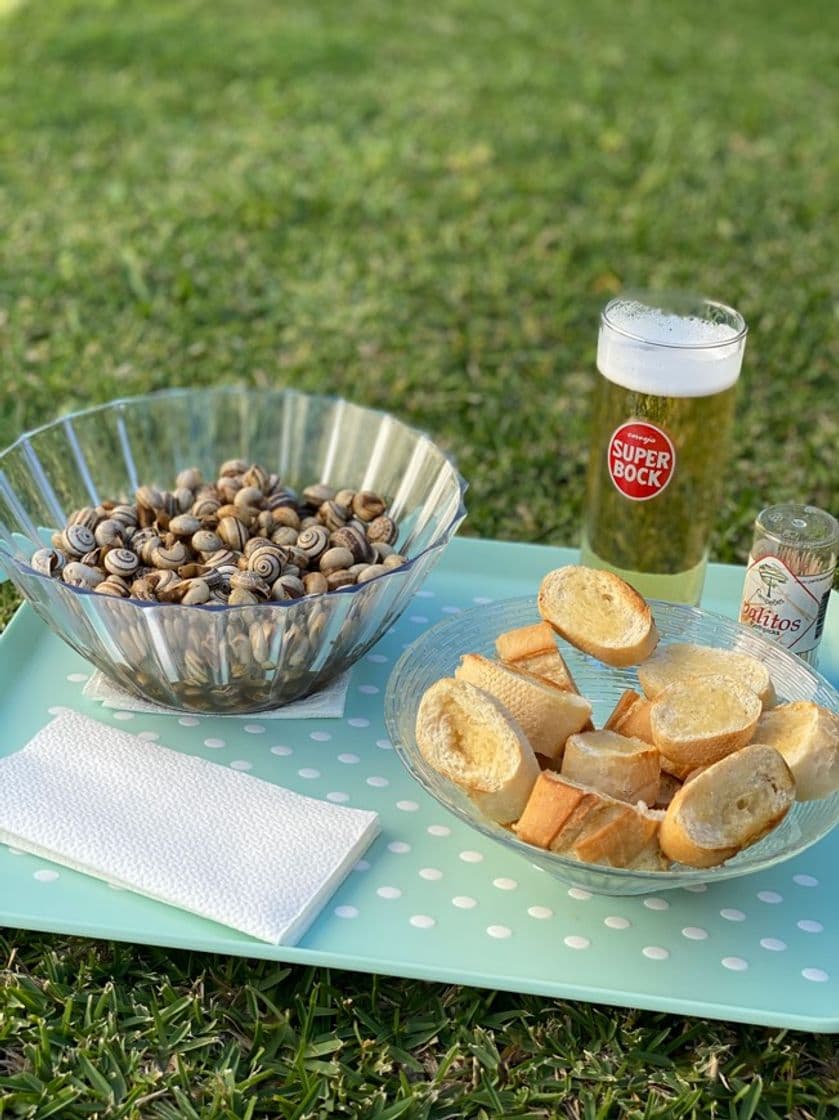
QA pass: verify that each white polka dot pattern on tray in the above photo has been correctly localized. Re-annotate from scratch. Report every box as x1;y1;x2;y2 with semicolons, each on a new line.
642;946;669;960
34;869;60;882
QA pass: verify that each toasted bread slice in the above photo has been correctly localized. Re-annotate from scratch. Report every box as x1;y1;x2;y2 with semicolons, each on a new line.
752;701;839;801
660;744;794;867
603;688;654;743
561;729;660;806
515;770;665;868
415;677;540;824
496;621;595;730
454;653;592;761
650;673;761;769
538;566;659;667
638;642;775;708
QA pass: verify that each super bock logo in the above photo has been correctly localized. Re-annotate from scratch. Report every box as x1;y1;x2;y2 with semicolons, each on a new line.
607;421;676;501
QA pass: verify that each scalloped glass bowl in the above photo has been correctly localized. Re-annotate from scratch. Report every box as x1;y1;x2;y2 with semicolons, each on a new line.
385;597;839;895
0;388;466;712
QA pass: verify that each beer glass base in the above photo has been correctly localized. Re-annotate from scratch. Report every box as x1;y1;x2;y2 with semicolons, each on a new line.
579;535;708;606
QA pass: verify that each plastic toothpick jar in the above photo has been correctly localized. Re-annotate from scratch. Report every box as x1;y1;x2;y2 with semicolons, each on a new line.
739;503;838;667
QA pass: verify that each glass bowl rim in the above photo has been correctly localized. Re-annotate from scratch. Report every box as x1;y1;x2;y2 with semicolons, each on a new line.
385;595;839;885
0;386;469;612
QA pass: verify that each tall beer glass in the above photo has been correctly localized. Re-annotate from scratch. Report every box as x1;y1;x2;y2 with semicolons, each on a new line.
581;292;747;605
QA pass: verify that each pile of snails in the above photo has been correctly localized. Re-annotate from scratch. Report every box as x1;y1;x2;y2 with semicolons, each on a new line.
29;460;408;606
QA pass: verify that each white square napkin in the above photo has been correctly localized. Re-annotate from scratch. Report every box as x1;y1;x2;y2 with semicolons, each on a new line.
82;670;351;719
0;710;379;944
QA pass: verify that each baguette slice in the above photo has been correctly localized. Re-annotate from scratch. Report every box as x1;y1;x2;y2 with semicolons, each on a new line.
660;744;795;867
752;701;839;801
454;653;592;761
603;688;654;743
650;673;761;769
638;642;776;708
415;677;540;824
561;729;660;806
515;770;664;868
496;621;595;731
538;566;659;667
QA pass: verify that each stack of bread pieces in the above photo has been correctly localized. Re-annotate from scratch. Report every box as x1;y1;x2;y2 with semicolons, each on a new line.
416;565;839;871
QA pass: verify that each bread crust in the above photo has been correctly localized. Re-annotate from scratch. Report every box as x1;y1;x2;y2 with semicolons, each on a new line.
752;701;839;800
604;689;654;743
650;673;761;769
538;566;659;667
561;729;660;806
659;744;794;867
638;642;776;708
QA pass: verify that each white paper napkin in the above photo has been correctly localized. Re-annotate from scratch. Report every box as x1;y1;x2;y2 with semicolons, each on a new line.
82;669;351;719
0;710;379;944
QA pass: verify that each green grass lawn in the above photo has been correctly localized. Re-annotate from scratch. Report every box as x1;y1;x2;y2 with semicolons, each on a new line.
1;0;838;1115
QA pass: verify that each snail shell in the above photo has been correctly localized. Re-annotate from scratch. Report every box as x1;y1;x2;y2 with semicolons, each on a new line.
152;541;190;570
302;571;328;596
242;463;270;493
30;547;65;577
296;524;329;563
192;497;221;521
62;561;104;588
177;578;212;605
133;530;162;566
334;488;356;509
94;518;127;549
382;552;407;570
266;489;298;511
270;526;299;548
80;547;103;568
366;515;398;546
248;546;284;584
204;548;238;569
326;568;356;591
352;490;386;522
330;524;372;564
216;477;242;503
67;506;100;530
173;487;195;513
356;563;388;584
176;467;203;491
319;546;354;575
274;574;305;599
192;529;222;554
103;548;140;578
372;541;394;559
228;587;259;606
110;504;138;528
234;485;264;510
61;523;96;557
130;575;158;601
217;515;249;550
94;577;130;598
270;505;300;530
243;536;274;557
168;514;202;538
318;499;350;532
135;484;164;510
219;458;248;478
229;571;271;599
302;483;336;508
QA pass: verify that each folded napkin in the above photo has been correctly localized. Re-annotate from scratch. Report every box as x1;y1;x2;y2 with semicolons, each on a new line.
0;711;379;944
82;669;351;719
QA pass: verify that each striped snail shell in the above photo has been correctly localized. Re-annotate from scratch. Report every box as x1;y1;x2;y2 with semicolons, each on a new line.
319;546;354;575
330;524;372;564
80;547;103;568
180;578;211;605
216;476;242;503
356;563;388;584
228;587;258;606
366;515;398;546
175;467;203;491
234;485;264;510
296;524;329;563
135;485;164;510
326;568;356;590
94;576;130;598
67;506;100;530
130;575;157;601
217;515;249;551
318;499;350;532
61;523;96;557
247;546;284;584
271;574;305;600
94;518;127;549
242;463;270;493
302;483;336;508
110;504;138;528
192;496;221;520
30;547;66;577
173;486;195;513
352;490;386;522
104;548;140;578
147;569;179;595
269;505;300;530
151;541;189;570
229;571;271;599
334;488;356;509
282;545;310;571
302;571;328;596
204;548;238;569
62;561;104;589
266;489;298;511
243;535;274;557
136;531;162;566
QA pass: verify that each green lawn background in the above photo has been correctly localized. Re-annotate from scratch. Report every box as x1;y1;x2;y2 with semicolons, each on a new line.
1;1;837;1116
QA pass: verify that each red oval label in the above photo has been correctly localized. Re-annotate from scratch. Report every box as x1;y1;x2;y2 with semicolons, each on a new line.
607;421;676;501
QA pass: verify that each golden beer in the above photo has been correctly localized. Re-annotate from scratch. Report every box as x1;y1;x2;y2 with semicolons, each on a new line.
581;293;747;605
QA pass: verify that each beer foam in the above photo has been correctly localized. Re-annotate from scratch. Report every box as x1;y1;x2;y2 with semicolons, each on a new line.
598;299;746;397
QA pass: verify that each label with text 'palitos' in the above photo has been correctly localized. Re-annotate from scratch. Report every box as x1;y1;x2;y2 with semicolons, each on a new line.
607;421;675;501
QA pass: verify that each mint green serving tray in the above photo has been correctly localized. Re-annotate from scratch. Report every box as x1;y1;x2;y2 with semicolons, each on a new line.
1;539;837;1032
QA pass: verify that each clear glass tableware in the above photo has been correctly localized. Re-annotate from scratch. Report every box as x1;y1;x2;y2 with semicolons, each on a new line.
385;598;839;895
0;387;467;712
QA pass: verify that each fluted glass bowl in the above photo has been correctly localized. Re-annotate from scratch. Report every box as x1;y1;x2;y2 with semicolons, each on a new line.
384;598;839;895
0;388;467;712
